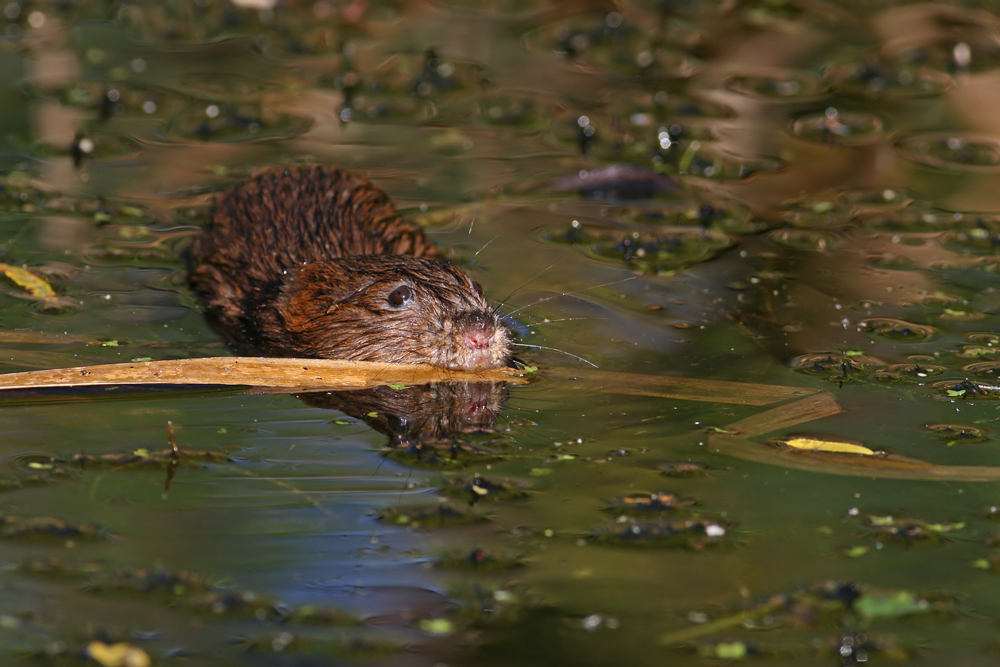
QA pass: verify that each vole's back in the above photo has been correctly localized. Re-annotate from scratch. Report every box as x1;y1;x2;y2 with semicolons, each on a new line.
190;165;440;326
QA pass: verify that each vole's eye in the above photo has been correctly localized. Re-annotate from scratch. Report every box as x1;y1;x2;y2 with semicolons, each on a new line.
387;285;414;307
472;281;484;297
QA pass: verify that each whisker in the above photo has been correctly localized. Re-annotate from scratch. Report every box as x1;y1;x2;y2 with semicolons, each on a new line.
511;342;598;368
472;233;501;260
493;260;565;314
504;275;637;318
520;316;603;326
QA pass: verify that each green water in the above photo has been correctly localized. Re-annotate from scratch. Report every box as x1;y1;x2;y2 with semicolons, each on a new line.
3;1;1000;665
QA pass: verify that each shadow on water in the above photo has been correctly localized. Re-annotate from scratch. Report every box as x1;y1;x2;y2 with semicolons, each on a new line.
8;0;1000;665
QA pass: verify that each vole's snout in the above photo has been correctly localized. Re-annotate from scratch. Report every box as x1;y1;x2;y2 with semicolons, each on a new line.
460;311;500;351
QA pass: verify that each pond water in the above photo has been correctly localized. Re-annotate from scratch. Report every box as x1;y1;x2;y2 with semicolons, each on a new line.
5;0;1000;665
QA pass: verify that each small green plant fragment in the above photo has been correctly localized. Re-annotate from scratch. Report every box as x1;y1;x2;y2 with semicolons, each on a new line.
853;591;935;620
419;618;454;635
387;382;408;390
700;640;750;659
855;514;963;545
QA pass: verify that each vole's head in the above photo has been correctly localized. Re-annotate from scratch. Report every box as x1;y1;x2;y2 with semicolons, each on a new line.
281;255;511;371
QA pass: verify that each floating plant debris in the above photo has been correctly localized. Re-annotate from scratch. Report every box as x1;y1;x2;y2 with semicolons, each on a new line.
18;557;359;624
854;513;964;546
542;220;732;274
0;513;104;540
923;423;988;444
0;263;58;303
934;379;993;399
381;441;506;470
727;69;828;101
548;164;679;199
660;579;951;647
768;228;836;252
157;103;312;143
433;548;525;571
860;318;936;342
788;108;885;145
658;461;711;478
592;518;734;549
30;133;143;165
897;132;1000;171
439;476;529;504
773;436;877;456
826;60;954;99
603;491;698;514
377;504;488;528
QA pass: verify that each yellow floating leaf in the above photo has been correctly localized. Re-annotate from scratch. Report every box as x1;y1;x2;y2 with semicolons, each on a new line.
85;641;151;667
0;263;56;302
782;437;875;456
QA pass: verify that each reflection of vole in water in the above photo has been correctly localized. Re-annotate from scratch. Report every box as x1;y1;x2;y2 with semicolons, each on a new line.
299;382;507;447
189;165;512;371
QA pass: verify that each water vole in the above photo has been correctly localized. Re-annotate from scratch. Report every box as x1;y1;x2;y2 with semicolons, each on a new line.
189;166;511;371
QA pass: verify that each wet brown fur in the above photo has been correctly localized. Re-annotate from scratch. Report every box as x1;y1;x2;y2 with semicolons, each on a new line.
189;166;510;370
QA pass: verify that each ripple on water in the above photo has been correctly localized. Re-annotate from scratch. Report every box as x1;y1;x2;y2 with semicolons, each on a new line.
897;132;1000;171
887;363;947;379
547;103;719;165
334;52;489;124
859;318;936;342
679;144;784;181
923;423;989;444
22;80;183;120
533;13;699;79
616;201;757;235
768;229;837;252
606;90;735;125
789;352;885;383
825;60;954;99
862;207;963;234
540;220;732;274
788;108;885;145
962;361;1000;381
941;215;1000;254
726;68;829;102
155;102;312;143
30;133;143;165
